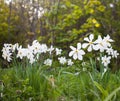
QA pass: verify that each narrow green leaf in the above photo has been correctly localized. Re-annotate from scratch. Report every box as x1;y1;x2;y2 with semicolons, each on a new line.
104;86;120;101
94;81;108;97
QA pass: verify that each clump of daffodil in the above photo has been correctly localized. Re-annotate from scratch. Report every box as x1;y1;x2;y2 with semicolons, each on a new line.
1;33;119;68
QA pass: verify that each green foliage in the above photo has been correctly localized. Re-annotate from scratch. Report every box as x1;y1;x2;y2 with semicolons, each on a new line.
104;86;120;101
43;0;105;48
0;1;9;36
93;81;108;100
0;59;120;100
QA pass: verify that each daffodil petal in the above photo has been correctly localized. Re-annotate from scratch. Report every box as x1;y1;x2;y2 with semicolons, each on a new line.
82;43;88;48
77;43;81;50
84;37;89;42
89;34;94;41
78;54;83;60
88;45;92;52
70;46;76;51
79;50;85;55
69;51;75;57
73;53;77;60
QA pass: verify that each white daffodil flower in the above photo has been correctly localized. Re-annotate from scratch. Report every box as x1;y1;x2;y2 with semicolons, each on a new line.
17;47;27;59
48;45;54;55
58;57;67;65
32;40;48;54
111;50;119;58
69;43;85;60
106;47;119;58
26;49;34;60
101;55;111;67
103;35;114;47
106;47;113;55
2;45;12;62
12;43;19;52
40;44;48;53
2;50;12;62
82;34;98;52
2;47;10;53
56;48;62;55
44;59;52;66
32;40;41;54
94;35;107;52
67;59;74;66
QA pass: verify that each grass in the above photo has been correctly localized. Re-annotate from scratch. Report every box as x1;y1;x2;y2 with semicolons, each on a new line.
0;62;120;101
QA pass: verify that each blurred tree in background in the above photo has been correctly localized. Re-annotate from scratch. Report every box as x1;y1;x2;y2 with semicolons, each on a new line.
0;0;120;69
44;0;105;48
